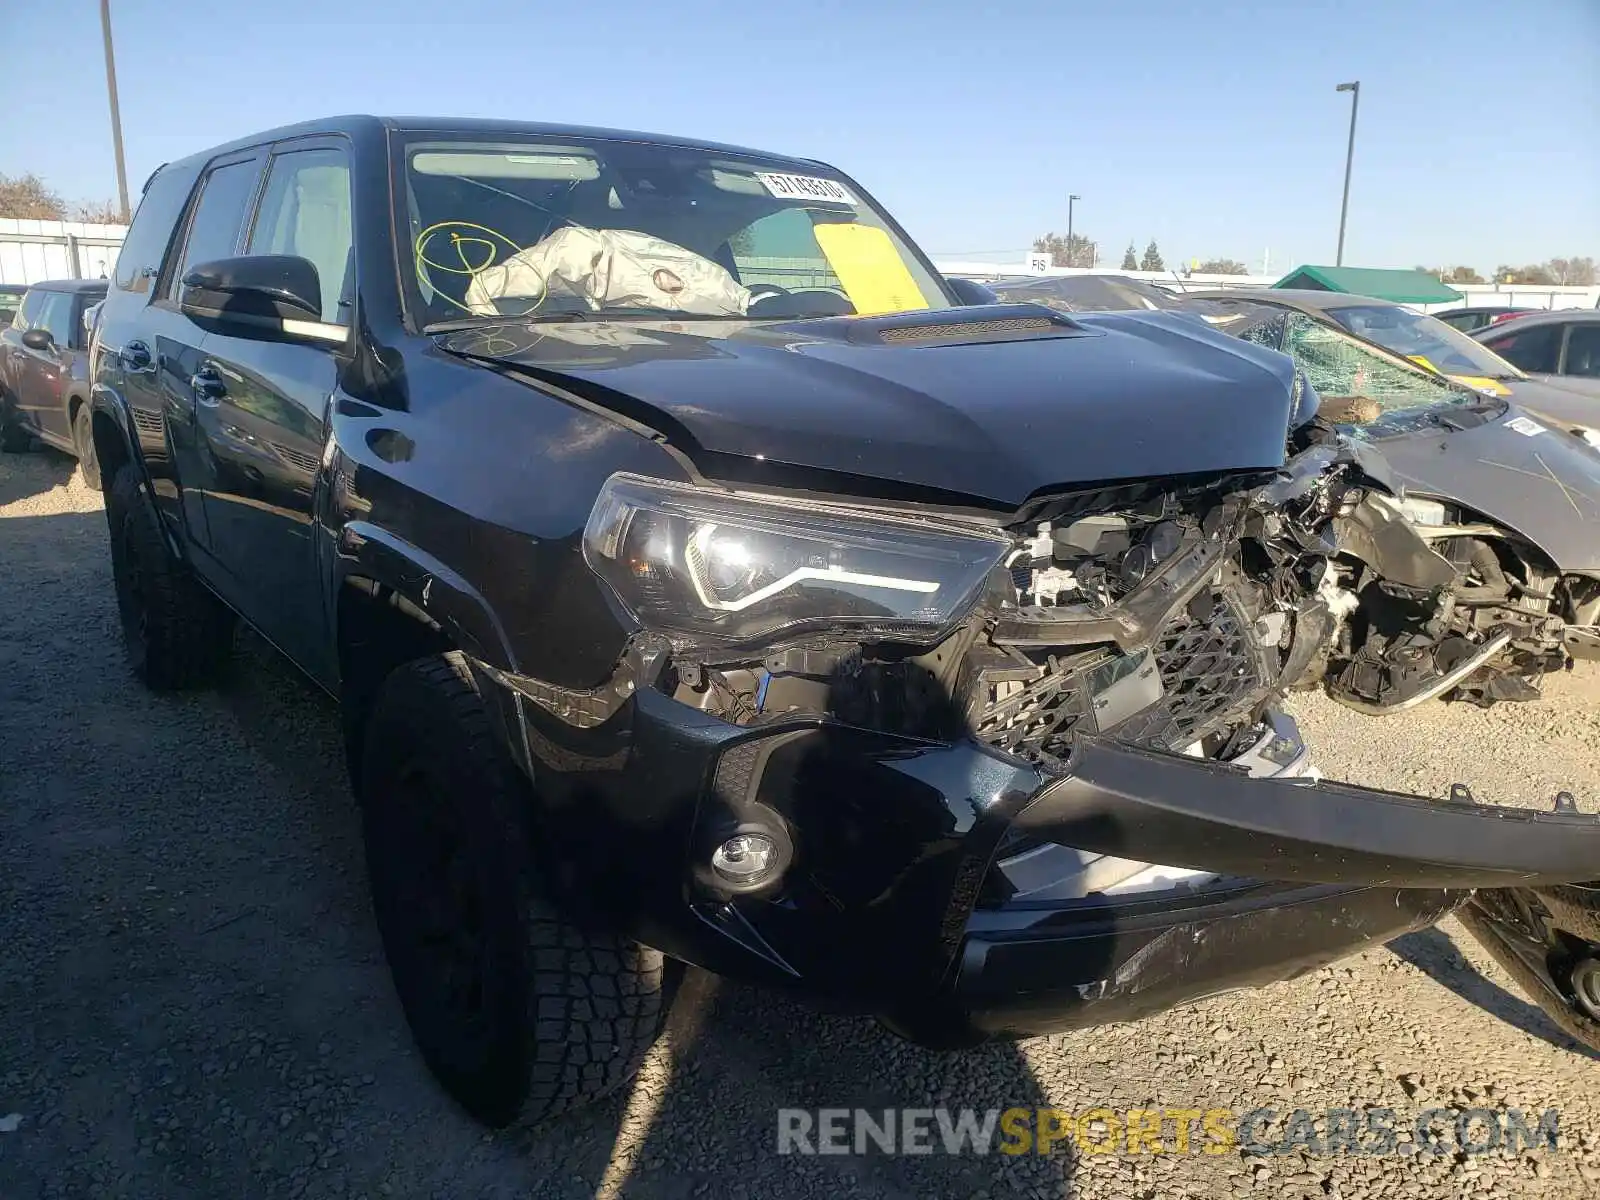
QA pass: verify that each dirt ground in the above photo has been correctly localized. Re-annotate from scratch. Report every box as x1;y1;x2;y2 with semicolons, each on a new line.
3;448;1599;1200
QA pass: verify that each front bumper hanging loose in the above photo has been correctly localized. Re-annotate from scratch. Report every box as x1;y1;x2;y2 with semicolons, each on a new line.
502;679;1600;1048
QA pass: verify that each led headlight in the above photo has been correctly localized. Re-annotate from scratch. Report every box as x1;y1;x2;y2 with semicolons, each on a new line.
582;474;1009;647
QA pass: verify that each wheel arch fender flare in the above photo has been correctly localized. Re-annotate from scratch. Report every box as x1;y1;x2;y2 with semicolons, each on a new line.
88;382;142;473
333;521;520;675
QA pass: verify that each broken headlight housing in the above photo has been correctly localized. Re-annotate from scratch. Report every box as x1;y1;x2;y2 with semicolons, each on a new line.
582;473;1009;648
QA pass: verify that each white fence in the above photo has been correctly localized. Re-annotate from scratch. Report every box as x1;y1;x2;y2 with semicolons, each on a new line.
0;218;126;286
935;262;1600;314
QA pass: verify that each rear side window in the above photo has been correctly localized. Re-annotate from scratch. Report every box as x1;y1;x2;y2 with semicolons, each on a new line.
114;166;198;294
171;159;263;302
1483;323;1561;373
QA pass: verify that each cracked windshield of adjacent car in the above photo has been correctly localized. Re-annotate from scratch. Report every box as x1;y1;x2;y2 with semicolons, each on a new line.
1327;302;1524;380
401;137;948;326
1241;313;1485;434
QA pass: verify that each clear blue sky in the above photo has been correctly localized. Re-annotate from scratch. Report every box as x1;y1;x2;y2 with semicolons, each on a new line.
2;0;1595;273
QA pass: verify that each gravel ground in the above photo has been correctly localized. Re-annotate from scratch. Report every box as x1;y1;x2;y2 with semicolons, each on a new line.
3;447;1599;1200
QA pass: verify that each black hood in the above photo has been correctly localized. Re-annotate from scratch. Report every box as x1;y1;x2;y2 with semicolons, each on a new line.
435;304;1299;507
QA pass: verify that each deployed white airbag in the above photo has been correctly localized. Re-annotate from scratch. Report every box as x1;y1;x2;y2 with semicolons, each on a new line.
463;227;751;318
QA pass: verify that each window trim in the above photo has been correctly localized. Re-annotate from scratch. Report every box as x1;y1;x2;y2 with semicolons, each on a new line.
155;147;269;311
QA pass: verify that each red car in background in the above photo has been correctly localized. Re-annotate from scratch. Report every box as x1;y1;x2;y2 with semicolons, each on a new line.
1433;305;1535;333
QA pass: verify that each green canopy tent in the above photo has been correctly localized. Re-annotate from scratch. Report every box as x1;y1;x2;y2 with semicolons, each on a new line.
1271;265;1462;305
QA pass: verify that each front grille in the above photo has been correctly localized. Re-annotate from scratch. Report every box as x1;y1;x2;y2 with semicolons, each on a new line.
973;591;1261;768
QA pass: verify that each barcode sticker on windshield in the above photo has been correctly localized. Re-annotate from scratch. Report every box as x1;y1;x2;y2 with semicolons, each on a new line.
1505;416;1546;436
755;173;856;206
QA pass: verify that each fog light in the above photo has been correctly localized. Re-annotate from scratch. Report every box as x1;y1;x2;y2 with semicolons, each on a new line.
711;833;779;884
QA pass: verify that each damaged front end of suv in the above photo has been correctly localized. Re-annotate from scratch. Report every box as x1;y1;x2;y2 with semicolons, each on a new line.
446;311;1600;1050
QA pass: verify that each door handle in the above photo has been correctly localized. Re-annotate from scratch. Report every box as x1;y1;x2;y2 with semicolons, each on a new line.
121;341;154;373
191;365;227;407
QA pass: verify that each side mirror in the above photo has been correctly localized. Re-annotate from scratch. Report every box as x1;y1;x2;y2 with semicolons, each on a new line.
945;276;1000;307
180;255;342;343
21;328;54;351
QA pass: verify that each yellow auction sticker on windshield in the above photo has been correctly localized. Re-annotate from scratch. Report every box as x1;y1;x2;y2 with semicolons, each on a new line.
813;222;932;317
1452;375;1511;396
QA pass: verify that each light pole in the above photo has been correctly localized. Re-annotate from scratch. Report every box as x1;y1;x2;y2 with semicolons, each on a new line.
1335;81;1360;266
1067;194;1080;267
100;0;131;223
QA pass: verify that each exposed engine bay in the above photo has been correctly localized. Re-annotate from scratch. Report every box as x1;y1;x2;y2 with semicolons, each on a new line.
1309;491;1600;713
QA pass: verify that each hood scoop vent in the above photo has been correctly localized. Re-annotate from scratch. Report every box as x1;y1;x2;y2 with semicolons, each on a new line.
879;316;1057;344
794;302;1092;348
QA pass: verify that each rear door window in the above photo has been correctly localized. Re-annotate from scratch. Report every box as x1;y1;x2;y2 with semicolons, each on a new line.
1482;323;1561;373
115;165;199;294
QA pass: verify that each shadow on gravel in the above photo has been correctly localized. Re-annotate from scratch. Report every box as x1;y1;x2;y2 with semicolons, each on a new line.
0;446;77;505
562;972;1079;1199
1388;927;1600;1061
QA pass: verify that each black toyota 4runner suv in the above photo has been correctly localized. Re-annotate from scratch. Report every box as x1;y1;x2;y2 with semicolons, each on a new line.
88;116;1600;1128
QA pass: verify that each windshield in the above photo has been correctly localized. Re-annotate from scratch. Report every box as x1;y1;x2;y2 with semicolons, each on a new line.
1326;303;1524;380
1235;312;1495;438
398;134;950;328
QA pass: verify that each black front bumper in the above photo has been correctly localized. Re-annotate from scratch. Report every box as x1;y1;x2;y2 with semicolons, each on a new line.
504;684;1600;1048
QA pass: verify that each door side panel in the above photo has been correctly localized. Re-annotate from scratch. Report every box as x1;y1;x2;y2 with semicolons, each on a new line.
194;338;336;679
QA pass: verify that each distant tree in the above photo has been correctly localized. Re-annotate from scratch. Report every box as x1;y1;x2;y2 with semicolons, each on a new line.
1545;257;1597;286
1140;240;1165;272
71;199;125;225
0;172;66;220
1415;265;1445;279
1196;258;1248;275
1032;231;1097;268
1509;263;1557;285
1120;241;1139;271
1446;265;1485;284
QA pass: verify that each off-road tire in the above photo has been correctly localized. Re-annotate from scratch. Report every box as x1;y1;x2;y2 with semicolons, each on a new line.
359;652;666;1127
73;405;100;490
105;463;235;689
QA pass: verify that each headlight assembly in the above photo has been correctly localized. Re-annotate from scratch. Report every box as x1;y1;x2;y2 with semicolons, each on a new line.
582;474;1009;647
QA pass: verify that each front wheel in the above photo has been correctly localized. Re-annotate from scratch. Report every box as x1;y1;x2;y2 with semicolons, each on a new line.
360;653;667;1127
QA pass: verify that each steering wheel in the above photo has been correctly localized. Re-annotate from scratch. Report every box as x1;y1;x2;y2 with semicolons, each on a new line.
746;283;792;302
